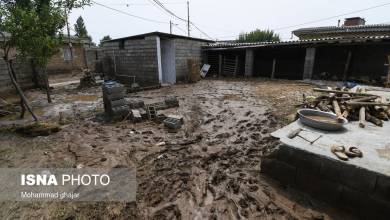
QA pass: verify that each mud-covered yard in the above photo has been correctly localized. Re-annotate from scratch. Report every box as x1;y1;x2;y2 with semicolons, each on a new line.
0;79;354;219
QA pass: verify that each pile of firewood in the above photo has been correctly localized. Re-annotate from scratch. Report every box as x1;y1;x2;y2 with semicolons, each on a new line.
300;87;390;127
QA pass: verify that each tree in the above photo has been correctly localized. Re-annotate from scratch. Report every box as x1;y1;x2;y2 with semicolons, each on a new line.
237;29;280;43
99;35;111;47
74;16;88;38
0;0;90;120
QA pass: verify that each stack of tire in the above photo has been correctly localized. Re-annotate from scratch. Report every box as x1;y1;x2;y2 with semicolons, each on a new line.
102;81;128;118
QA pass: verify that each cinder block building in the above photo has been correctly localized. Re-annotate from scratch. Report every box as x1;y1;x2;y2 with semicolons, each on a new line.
101;32;213;86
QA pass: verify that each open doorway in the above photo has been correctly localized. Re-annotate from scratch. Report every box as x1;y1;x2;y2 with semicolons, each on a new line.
160;39;176;84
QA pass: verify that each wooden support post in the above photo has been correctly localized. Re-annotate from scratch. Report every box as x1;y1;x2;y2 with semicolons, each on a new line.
386;55;390;87
271;58;276;79
367;112;383;127
218;54;222;77
234;55;239;77
343;50;352;81
303;47;316;80
244;49;254;77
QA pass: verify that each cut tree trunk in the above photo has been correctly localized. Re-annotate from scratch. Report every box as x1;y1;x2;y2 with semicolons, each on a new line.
359;107;366;128
366;112;383;127
332;100;342;118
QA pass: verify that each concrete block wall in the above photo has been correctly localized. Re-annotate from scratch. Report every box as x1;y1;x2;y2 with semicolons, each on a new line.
46;45;87;75
174;39;205;82
85;48;103;72
261;145;390;220
102;37;159;86
0;59;35;93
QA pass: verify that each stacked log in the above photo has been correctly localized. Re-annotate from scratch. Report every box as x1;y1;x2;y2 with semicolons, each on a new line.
299;88;390;127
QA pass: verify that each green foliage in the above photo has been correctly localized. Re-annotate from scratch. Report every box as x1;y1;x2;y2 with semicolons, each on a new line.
0;0;91;67
99;35;111;46
237;29;280;43
74;16;88;38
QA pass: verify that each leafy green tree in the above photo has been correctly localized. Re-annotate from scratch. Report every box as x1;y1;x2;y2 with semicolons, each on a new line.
237;29;280;43
74;16;88;38
0;0;90;119
99;35;111;46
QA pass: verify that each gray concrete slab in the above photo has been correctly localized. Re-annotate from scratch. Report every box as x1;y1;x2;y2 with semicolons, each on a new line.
271;120;390;176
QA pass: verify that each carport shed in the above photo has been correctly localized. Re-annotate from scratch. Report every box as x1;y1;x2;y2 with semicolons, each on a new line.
203;36;390;84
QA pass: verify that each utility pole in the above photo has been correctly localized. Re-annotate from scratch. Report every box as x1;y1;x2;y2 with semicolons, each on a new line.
170;20;173;34
187;1;190;37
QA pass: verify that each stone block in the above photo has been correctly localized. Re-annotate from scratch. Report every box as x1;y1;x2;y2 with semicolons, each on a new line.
288;148;322;174
163;117;182;129
338;165;377;193
295;169;342;204
319;157;343;182
261;158;296;185
164;96;179;108
128;100;145;109
340;187;390;220
374;174;390;202
267;145;293;161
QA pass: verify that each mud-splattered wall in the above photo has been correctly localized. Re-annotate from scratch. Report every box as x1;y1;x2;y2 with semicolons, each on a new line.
0;59;35;93
174;39;205;82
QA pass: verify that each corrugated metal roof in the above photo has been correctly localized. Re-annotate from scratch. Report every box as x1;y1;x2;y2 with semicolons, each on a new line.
293;24;390;36
203;35;390;50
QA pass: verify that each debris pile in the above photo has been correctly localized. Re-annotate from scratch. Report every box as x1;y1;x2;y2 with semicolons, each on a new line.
300;87;390;127
78;69;97;88
16;122;60;137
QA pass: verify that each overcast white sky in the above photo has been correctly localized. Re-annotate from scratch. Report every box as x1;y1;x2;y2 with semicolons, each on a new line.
68;0;390;43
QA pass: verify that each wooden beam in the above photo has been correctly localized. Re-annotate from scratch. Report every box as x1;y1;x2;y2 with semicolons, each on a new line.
313;88;377;97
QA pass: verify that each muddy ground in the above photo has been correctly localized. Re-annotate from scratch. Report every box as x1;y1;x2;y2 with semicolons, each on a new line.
0;79;354;219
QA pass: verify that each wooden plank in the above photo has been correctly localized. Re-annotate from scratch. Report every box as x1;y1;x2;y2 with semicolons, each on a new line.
313;88;377;97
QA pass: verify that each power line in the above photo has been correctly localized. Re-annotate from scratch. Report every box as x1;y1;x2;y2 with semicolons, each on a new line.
148;0;214;39
175;25;187;34
274;2;390;30
92;0;168;24
151;0;187;22
108;2;186;6
216;2;390;40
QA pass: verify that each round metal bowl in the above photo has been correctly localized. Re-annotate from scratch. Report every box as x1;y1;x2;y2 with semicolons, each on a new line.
298;109;348;131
